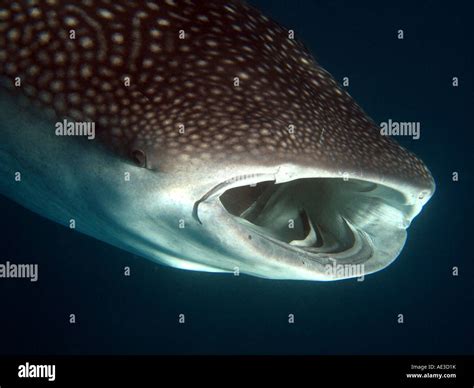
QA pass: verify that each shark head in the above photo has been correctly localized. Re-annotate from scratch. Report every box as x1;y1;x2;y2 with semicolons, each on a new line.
0;0;435;280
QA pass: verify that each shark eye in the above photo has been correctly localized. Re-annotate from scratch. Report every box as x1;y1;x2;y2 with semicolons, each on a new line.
131;149;147;167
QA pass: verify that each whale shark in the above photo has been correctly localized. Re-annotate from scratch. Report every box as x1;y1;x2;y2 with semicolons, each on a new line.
0;0;435;280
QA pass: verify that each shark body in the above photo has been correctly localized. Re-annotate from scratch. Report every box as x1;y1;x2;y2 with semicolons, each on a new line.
0;0;435;280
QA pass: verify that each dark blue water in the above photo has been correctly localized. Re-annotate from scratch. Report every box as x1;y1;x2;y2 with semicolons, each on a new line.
1;0;473;355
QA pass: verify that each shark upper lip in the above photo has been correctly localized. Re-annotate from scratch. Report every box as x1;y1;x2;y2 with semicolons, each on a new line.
192;173;277;225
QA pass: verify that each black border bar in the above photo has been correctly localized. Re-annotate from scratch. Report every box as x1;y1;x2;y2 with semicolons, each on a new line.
0;355;472;386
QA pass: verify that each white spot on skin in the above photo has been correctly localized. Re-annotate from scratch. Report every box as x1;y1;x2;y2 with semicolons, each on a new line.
80;65;93;78
50;80;63;92
84;104;96;116
54;52;67;64
112;33;124;44
142;58;153;68
146;1;160;11
97;8;114;19
29;8;42;18
224;5;237;14
150;43;161;53
206;39;218;47
157;18;170;26
0;9;11;20
150;28;162;38
38;31;51;44
68;93;81;104
64;16;79;27
38;91;52;104
238;72;250;80
27;65;40;76
80;36;94;49
110;55;123;66
7;29;20;42
300;57;310;65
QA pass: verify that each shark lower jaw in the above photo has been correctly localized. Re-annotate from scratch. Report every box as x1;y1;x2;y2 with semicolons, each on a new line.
195;173;434;281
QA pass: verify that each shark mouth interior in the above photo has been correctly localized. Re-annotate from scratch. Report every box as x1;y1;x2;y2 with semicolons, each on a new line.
219;177;416;277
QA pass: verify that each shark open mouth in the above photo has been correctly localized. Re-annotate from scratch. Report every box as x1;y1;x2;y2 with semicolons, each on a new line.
217;177;419;278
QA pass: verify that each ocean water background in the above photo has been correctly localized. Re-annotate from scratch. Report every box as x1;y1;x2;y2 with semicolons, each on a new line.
0;0;472;354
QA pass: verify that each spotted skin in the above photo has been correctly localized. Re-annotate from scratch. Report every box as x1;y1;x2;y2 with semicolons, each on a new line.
0;0;433;190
